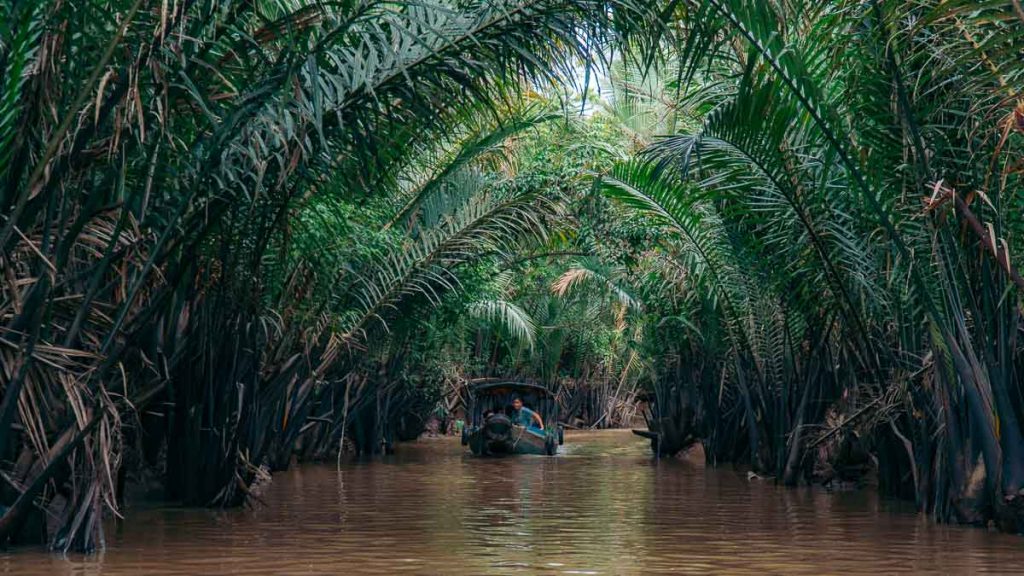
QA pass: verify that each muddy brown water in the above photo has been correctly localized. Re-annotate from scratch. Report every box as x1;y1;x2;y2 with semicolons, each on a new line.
3;430;1024;574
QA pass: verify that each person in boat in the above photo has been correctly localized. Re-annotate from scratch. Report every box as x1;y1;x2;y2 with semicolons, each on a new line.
511;397;544;431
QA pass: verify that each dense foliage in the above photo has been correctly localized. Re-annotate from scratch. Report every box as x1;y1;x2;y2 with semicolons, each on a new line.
0;0;663;550
2;0;1024;552
599;0;1024;532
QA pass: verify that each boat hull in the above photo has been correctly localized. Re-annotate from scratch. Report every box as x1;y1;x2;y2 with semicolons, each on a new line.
466;422;556;456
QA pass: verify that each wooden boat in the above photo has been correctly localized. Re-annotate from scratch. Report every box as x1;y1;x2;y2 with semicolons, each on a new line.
461;381;563;456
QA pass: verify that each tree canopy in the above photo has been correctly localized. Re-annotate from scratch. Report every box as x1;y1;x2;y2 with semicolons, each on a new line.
2;0;1024;550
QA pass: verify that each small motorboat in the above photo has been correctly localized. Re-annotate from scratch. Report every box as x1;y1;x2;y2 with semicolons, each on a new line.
461;380;563;456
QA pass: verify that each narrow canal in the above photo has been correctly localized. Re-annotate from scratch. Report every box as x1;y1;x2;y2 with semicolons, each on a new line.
4;430;1024;574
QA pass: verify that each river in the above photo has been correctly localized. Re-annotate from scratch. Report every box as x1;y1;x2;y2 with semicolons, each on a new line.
3;430;1023;574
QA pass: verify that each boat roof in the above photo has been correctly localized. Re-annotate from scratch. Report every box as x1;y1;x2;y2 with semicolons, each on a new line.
469;380;555;398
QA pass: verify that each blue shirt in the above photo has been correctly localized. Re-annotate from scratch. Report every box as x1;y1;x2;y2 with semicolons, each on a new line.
513;406;539;428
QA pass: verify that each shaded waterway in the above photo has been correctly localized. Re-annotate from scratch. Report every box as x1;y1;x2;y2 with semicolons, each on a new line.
4;430;1024;574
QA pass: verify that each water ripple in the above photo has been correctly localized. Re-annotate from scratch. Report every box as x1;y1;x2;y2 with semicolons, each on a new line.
3;430;1023;575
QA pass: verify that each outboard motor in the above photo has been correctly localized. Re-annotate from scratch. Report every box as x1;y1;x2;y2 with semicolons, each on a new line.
483;413;514;454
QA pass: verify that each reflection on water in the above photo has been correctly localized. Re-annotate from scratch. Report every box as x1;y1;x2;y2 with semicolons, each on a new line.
3;430;1023;574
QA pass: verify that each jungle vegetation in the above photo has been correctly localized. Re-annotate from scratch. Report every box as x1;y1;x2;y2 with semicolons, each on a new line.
1;0;1023;551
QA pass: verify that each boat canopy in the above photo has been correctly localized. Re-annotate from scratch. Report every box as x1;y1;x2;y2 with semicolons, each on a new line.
467;380;557;425
469;380;555;398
